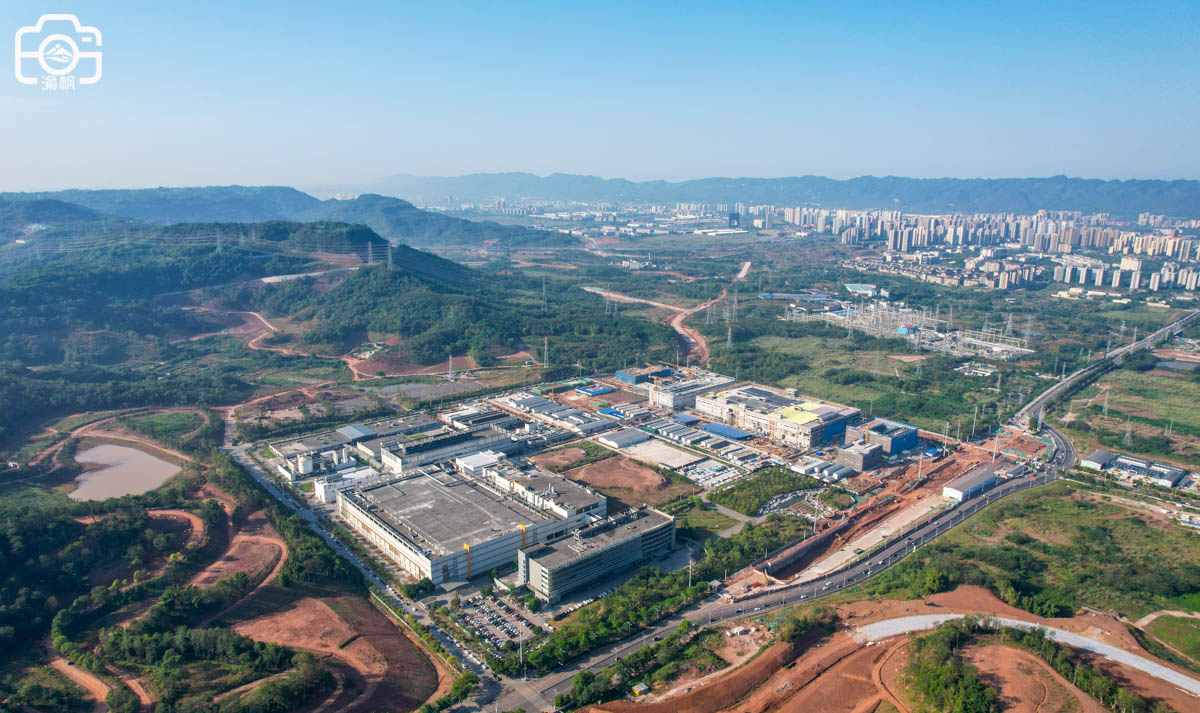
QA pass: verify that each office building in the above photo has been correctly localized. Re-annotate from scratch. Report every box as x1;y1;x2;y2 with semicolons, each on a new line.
518;507;675;603
694;383;860;449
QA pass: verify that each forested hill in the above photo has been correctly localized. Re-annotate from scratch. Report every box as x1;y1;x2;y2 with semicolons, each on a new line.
1;186;320;223
0;186;570;247
0;196;133;238
294;193;558;247
0;217;671;444
361;172;1200;217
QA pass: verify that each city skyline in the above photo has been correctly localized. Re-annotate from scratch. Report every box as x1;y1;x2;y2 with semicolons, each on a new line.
2;0;1199;191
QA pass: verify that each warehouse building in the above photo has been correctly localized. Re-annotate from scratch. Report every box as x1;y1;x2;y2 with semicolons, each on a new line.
693;383;859;449
942;464;1000;502
440;405;523;432
598;428;651;450
518;507;675;603
1087;451;1189;488
271;414;441;478
1081;450;1118;471
338;459;606;587
845;418;919;455
496;393;611;435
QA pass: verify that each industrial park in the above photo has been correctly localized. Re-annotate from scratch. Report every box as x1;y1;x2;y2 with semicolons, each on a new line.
253;364;1077;617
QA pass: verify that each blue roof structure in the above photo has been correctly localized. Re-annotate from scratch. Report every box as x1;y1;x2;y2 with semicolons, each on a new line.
598;407;626;418
700;423;753;440
672;413;701;425
577;385;614;396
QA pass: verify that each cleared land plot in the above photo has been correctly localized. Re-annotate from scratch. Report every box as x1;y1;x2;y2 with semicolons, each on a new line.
234;595;439;713
190;510;285;588
565;456;696;508
567;457;669;493
622;439;705;469
528;447;588;469
190;539;282;588
963;643;1099;713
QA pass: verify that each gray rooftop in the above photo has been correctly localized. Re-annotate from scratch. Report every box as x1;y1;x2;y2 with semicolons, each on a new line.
1082;450;1117;466
946;464;1002;492
521;508;673;570
271;430;350;457
338;424;379;441
357;471;545;557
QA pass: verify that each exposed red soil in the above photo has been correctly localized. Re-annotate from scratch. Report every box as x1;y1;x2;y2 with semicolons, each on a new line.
589;637;807;713
234;596;439;713
529;447;588;469
615;583;1193;713
770;641;887;713
44;636;110;713
567;457;669;493
963;643;1101;713
645;626;772;701
189;537;282;588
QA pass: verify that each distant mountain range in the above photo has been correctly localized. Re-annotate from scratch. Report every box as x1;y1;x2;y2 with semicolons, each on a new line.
0;196;136;238
0;186;564;247
343;172;1200;218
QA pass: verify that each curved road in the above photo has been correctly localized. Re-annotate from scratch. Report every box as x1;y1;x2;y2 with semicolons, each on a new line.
532;470;1060;701
857;614;1200;697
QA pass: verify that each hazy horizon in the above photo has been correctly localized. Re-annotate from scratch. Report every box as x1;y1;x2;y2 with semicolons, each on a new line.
8;170;1200;199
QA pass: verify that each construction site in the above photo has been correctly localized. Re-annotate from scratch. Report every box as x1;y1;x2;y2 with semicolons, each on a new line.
785;300;1035;360
725;439;1031;593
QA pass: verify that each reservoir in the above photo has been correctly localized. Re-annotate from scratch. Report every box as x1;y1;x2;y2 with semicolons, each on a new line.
70;444;182;501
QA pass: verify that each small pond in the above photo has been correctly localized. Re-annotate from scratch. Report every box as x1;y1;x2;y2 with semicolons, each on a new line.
69;444;181;501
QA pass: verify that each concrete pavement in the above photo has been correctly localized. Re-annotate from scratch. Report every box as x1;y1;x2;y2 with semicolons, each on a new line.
856;613;1200;696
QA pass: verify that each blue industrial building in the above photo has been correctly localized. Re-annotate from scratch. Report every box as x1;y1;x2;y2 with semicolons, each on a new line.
615;367;673;385
700;423;753;440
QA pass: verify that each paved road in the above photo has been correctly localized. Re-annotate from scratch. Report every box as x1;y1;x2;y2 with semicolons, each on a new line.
223;444;488;678
857;614;1200;697
1015;308;1200;428
528;470;1060;702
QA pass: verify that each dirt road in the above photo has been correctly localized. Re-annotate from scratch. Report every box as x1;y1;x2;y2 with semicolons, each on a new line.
46;642;110;713
581;260;750;364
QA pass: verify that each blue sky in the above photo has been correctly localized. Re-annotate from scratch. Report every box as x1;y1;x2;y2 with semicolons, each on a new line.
2;1;1198;190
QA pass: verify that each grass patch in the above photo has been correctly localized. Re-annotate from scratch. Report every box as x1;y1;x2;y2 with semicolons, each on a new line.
669;502;738;541
121;410;203;442
871;481;1200;619
1146;615;1200;662
709;467;821;516
818;487;855;510
0;649;89;712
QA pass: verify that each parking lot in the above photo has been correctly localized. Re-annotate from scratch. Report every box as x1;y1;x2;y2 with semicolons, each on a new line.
453;593;548;658
681;458;745;489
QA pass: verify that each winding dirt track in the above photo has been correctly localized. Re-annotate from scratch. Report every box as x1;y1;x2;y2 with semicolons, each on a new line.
870;640;910;713
29;408;201;470
587;260;750;364
45;642;110;713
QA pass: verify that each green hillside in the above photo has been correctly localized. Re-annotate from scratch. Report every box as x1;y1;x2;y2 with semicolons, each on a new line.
297;193;562;246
